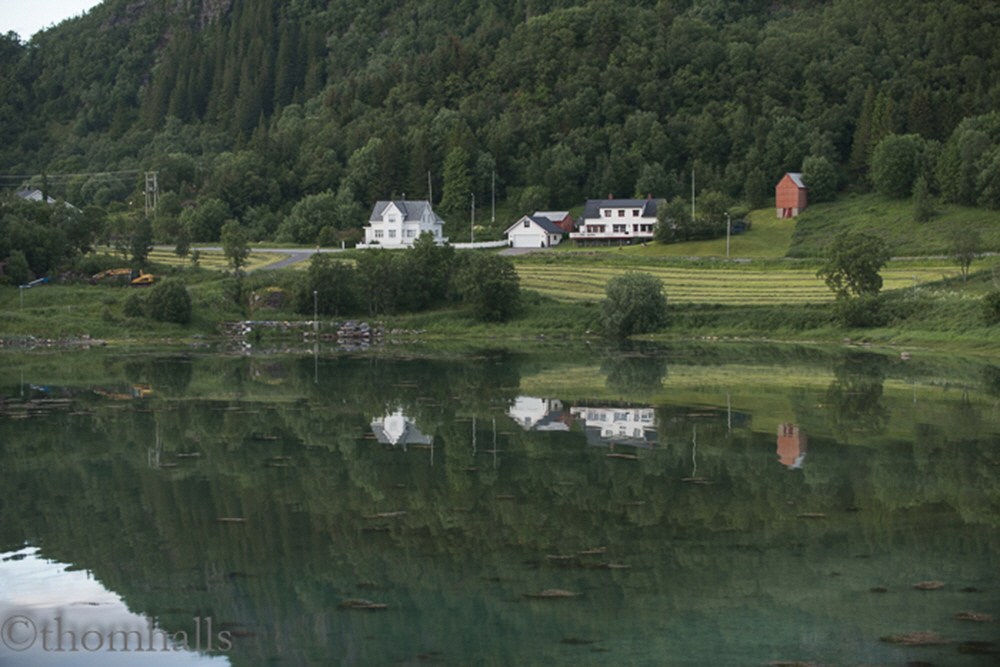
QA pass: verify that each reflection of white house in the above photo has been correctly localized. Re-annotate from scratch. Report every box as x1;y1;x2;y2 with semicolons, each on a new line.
504;215;566;249
570;405;658;448
570;197;662;246
507;396;569;431
359;200;448;249
370;410;433;447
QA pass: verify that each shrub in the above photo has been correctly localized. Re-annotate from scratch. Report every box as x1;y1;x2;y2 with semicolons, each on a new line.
600;271;668;337
833;294;888;328
456;253;521;323
147;278;192;324
982;291;1000;325
122;291;147;318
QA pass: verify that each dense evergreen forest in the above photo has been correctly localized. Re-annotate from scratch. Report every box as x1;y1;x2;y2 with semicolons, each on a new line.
1;0;1000;267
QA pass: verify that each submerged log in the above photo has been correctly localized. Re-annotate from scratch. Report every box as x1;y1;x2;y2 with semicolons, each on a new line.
524;589;580;599
338;599;387;611
879;631;950;645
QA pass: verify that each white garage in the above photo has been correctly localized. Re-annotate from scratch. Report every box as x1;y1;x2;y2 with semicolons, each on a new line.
504;215;565;249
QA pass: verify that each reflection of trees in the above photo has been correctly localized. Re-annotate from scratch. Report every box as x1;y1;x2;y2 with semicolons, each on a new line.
122;356;194;397
601;342;668;400
824;352;889;438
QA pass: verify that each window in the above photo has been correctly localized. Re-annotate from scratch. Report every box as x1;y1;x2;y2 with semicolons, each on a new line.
618;209;625;217
406;229;415;237
524;220;530;227
613;224;627;233
602;210;611;217
614;412;629;421
388;230;396;238
374;230;383;238
586;225;606;234
632;209;640;217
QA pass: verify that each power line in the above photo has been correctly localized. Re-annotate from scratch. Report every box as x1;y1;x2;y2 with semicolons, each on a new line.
0;169;143;184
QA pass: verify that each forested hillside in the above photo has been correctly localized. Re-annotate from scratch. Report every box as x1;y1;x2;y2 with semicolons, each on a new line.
1;0;999;267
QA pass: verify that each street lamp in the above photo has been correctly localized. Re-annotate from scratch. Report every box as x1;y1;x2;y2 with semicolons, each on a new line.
313;290;318;332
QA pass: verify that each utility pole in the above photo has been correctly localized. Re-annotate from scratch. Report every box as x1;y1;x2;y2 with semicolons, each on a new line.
144;171;159;216
471;193;475;244
427;170;433;204
725;212;731;258
691;168;695;222
491;170;496;224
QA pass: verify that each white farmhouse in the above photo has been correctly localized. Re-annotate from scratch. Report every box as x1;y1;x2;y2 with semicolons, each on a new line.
359;200;448;249
504;214;566;249
570;197;663;246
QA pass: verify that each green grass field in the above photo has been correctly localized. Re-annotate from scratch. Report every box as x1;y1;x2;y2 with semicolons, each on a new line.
151;248;290;271
514;262;966;304
788;193;1000;257
545;209;796;259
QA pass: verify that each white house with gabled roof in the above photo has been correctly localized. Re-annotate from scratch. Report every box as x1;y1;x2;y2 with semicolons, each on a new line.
358;200;448;249
570;196;663;246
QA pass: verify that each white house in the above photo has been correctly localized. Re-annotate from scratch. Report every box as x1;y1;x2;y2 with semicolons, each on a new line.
569;405;658;449
359;200;448;249
16;189;58;205
507;396;570;431
570;197;663;246
370;410;434;447
504;214;566;249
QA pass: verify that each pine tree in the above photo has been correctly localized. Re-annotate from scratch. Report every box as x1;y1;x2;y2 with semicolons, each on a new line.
440;147;472;215
907;90;934;140
870;91;896;153
848;86;876;184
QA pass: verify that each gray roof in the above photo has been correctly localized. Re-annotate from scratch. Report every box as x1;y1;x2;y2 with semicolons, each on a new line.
785;173;806;188
533;211;570;222
504;215;565;235
581;198;662;220
370;200;444;223
16;189;58;205
529;216;566;234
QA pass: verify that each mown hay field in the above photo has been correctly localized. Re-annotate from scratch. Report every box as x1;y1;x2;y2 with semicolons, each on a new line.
515;264;957;304
145;248;289;272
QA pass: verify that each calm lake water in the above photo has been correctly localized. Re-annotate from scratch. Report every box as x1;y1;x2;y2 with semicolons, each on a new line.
0;342;998;666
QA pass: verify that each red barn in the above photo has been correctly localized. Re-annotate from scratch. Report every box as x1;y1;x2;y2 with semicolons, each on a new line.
776;172;807;218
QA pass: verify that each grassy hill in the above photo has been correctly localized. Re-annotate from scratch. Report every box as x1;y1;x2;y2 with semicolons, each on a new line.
787;193;1000;258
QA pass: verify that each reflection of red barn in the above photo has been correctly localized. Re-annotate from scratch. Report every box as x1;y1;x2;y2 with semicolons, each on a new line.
777;423;808;469
776;173;807;218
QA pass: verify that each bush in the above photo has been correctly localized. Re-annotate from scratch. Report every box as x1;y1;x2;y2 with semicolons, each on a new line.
600;271;669;337
147;278;192;324
982;291;1000;325
122;291;148;318
456;253;521;323
832;294;888;328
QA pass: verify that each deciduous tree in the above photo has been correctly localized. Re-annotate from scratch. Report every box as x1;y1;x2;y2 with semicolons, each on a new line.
600;271;669;337
817;231;890;299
